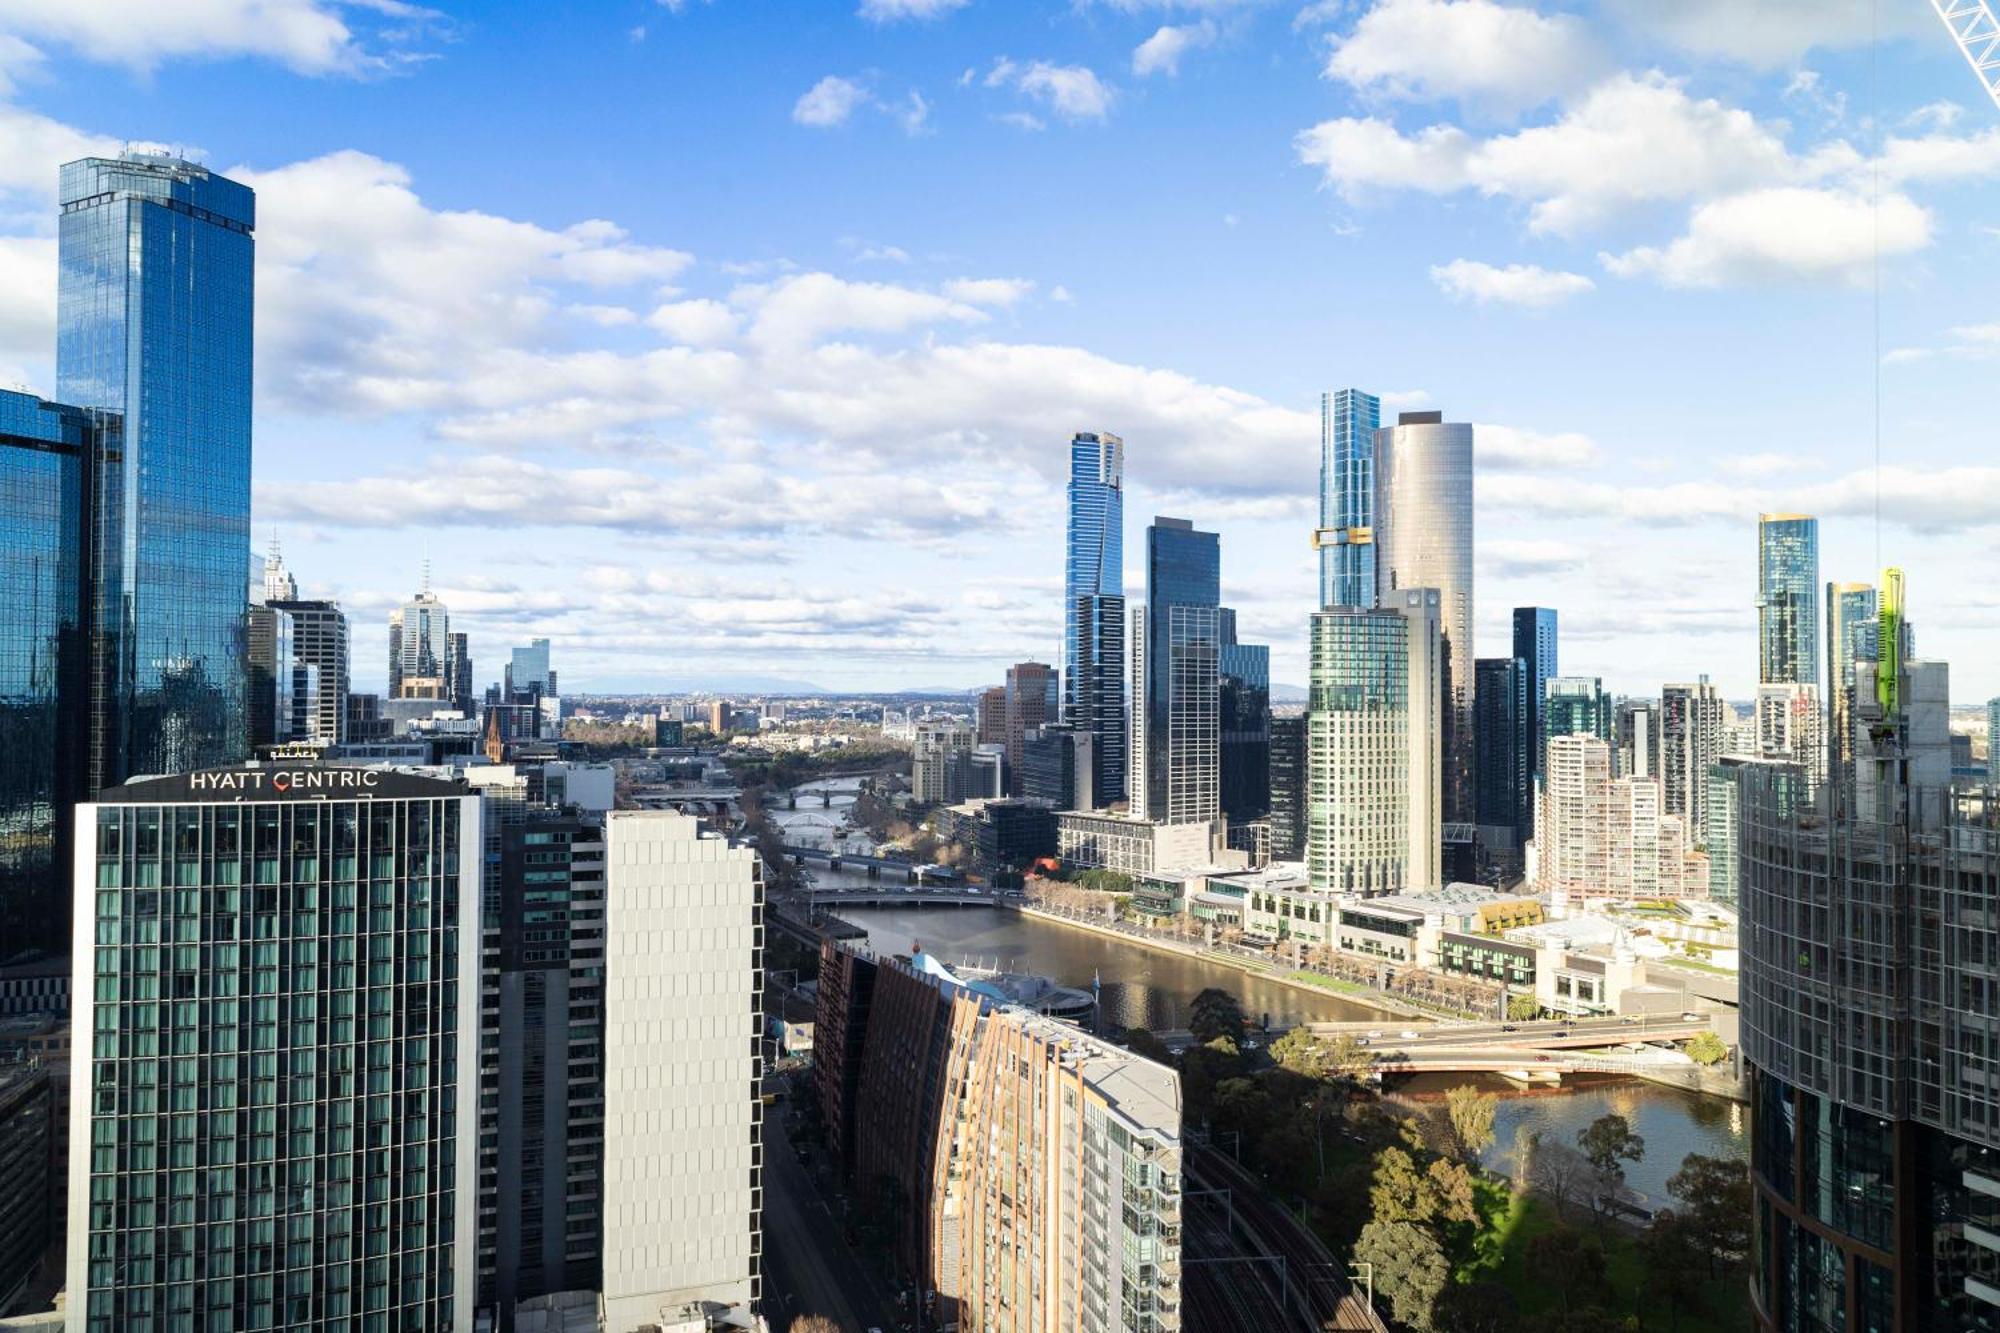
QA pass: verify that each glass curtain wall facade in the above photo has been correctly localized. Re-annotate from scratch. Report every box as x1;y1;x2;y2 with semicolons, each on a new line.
1;391;104;960
1375;412;1475;827
1137;519;1220;827
1316;388;1381;610
268;602;350;747
1218;612;1271;824
1306;606;1432;896
1544;676;1613;746
1003;662;1058;798
1063;432;1127;805
57;155;256;791
1663;678;1726;830
1513;608;1558;786
1827;583;1877;776
68;768;480;1333
1758;514;1821;688
1474;657;1530;848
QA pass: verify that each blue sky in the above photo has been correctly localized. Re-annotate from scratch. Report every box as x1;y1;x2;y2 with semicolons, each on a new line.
1;0;1997;699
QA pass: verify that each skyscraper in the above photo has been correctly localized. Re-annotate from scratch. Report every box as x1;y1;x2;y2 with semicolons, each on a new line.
976;685;1008;747
1268;714;1308;862
1002;661;1057;796
268;599;350;746
1376;411;1475;827
58;153;257;789
70;766;481;1332
1543;675;1613;746
1614;698;1660;780
1662;678;1726;830
1315;387;1381;609
1825;581;1877;775
1132;517;1221;827
1512;608;1558;785
1218;611;1272;824
1062;432;1127;804
1473;656;1531;852
600;811;762;1332
1305;591;1441;895
1757;513;1820;687
0;390;102;959
389;572;453;699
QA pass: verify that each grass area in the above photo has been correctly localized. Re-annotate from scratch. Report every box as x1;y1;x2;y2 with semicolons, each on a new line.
1471;1191;1751;1332
1656;955;1737;977
1286;969;1378;997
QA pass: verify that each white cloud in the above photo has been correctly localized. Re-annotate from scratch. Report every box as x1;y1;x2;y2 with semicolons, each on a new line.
647;298;739;345
986;58;1115;121
1877;127;2000;185
1484;537;1587;576
858;0;968;20
1602;187;1931;287
1719;452;1806;479
793;75;872;128
1132;21;1215;78
940;277;1035;306
0;233;52;386
1323;0;1604;115
735;272;988;346
0;101;119;203
1607;0;1930;68
998;111;1046;132
1430;258;1593;307
1474;423;1600;470
569;303;640;327
896;89;932;136
847;241;912;263
0;0;442;76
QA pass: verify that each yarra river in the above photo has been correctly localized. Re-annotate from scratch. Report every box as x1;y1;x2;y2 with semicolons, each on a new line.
837;902;1747;1207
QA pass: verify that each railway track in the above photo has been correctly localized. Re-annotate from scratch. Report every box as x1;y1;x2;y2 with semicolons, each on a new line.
1181;1195;1295;1331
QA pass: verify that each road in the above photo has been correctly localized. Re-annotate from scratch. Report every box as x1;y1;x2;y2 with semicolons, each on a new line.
759;1081;901;1333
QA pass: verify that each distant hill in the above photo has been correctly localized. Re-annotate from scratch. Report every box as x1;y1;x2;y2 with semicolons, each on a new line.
1272;683;1308;704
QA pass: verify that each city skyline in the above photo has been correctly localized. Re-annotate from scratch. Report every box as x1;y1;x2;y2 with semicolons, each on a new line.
0;3;1997;698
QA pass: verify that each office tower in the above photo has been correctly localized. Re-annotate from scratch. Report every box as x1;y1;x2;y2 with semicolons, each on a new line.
1218;610;1272;824
1661;677;1726;829
1021;723;1094;812
966;745;1008;799
1826;581;1877;775
506;638;552;698
0;392;105;959
1002;662;1057;795
58;154;256;789
268;599;350;747
815;943;1182;1333
0;1060;57;1314
1739;585;1987;1328
389;572;453;699
1062;431;1128;803
1755;682;1826;791
912;721;976;804
1375;411;1475;826
975;685;1008;747
1268;714;1308;861
1473;657;1531;849
1757;513;1820;686
261;536;298;603
490;811;606;1319
1614;698;1660;779
600;811;762;1332
1543;675;1613;745
1132;518;1221;826
1305;591;1441;895
244;603;296;748
70;766;481;1332
1703;755;1803;907
451;633;474;716
1512;608;1558;785
1315;387;1382;608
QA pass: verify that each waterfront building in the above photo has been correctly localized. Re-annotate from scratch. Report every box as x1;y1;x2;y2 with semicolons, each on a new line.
1757;513;1820;687
936;799;1058;877
1473;657;1531;861
600;811;762;1332
1544;675;1613;746
1615;698;1660;780
1267;714;1308;862
1239;862;1340;947
1826;582;1877;775
1305;591;1442;896
1003;662;1058;796
58;153;256;790
912;721;976;805
1020;723;1094;812
0;392;107;960
975;685;1008;747
1375;412;1475;827
1131;518;1221;828
1062;432;1128;803
1218;611;1271;824
1315;387;1382;609
1739;590;2000;1329
69;766;481;1332
1512;608;1558;786
1055;809;1213;877
814;943;1182;1333
1662;677;1727;830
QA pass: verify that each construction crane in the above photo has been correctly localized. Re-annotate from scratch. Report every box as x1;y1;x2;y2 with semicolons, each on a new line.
1933;0;2000;112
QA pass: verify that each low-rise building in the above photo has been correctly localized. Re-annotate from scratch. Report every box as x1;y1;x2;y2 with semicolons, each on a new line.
936;799;1058;877
1056;808;1216;876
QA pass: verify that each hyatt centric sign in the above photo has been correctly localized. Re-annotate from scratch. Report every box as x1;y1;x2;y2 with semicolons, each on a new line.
106;767;468;804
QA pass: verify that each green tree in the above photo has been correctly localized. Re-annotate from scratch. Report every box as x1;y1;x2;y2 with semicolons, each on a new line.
1120;1027;1172;1063
1432;1280;1519;1333
1684;1030;1728;1065
1187;987;1247;1045
1177;1038;1243;1122
1666;1152;1753;1276
1439;1085;1498;1165
1576;1114;1645;1227
1524;1225;1607;1314
1642;1208;1711;1328
1355;1219;1451;1331
1506;993;1540;1022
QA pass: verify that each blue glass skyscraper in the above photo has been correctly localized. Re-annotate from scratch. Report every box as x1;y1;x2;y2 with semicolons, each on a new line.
1757;513;1819;687
1135;518;1220;825
1316;388;1381;609
57;153;256;789
1063;431;1126;803
1512;606;1558;786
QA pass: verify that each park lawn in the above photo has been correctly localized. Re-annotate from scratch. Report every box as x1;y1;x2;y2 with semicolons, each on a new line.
1473;1191;1752;1332
1286;970;1375;997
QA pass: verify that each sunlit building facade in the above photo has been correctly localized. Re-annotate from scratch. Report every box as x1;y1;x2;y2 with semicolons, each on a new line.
1063;432;1128;803
1757;513;1820;688
1315;388;1381;610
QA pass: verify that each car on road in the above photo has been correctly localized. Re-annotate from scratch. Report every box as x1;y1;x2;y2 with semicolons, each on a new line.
1399;1030;1419;1039
1553;1029;1572;1037
1681;1011;1704;1021
1366;1030;1383;1039
1620;1015;1642;1024
1500;1024;1520;1032
1535;1054;1553;1062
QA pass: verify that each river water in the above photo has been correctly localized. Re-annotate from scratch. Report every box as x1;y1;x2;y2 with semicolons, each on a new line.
835;904;1748;1200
